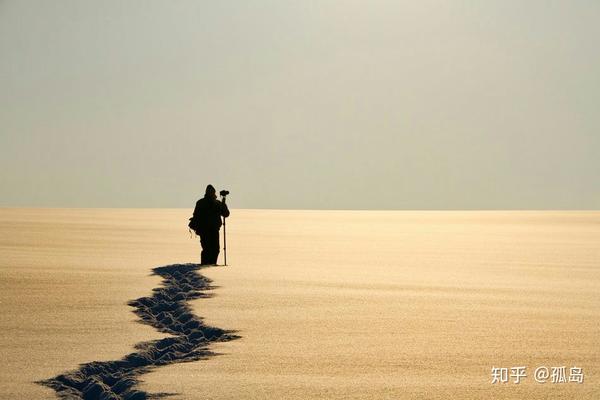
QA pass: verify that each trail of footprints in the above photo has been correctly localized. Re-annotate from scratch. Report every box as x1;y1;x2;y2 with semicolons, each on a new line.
40;263;239;399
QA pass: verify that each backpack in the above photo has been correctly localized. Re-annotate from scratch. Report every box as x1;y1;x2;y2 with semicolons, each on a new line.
188;216;200;236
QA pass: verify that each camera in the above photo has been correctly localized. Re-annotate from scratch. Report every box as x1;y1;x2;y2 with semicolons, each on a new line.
220;190;230;197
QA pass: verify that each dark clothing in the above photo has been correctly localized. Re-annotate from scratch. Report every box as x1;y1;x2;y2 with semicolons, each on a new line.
192;196;230;265
193;197;230;231
199;229;220;265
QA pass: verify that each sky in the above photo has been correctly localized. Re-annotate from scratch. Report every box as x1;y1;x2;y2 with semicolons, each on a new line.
1;1;598;209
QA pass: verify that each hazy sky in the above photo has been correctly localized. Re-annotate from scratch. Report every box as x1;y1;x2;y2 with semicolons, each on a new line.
1;1;598;209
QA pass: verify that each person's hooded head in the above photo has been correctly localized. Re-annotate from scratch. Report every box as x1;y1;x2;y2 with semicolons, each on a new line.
205;184;217;199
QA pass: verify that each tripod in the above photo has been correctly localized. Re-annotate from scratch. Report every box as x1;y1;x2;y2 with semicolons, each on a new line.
222;195;227;266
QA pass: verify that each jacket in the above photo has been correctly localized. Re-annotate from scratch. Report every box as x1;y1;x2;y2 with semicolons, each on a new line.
192;196;230;231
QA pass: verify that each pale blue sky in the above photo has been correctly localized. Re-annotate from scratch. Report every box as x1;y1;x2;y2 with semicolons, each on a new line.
1;1;598;209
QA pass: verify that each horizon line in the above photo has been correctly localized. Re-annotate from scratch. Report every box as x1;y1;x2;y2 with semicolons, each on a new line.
1;207;599;212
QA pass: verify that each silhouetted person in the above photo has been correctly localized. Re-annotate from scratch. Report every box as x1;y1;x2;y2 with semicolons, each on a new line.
193;184;230;265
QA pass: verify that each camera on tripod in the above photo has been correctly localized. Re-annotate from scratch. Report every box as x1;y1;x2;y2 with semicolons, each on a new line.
220;190;230;197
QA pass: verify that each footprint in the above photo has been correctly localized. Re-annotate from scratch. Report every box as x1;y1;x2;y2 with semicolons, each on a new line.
38;263;239;399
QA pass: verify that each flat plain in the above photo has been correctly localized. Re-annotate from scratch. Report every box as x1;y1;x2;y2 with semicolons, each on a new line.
1;209;598;399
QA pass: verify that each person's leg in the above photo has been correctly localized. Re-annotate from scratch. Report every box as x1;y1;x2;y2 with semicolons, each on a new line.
204;229;220;264
199;231;209;265
211;229;221;264
200;229;221;265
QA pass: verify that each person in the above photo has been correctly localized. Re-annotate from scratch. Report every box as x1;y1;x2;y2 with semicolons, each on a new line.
192;184;230;265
